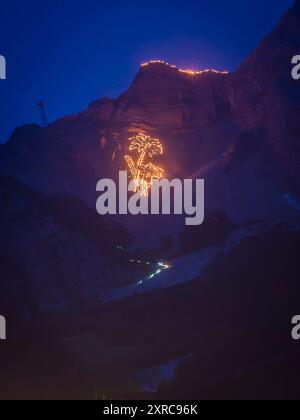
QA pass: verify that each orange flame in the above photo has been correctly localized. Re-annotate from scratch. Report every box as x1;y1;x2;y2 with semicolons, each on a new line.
141;60;229;76
125;133;164;196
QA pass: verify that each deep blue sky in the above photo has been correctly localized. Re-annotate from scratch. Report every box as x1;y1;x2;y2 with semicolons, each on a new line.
0;0;294;142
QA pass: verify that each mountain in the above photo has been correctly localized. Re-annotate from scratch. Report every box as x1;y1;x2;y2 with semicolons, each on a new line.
1;4;300;221
0;64;238;202
1;0;300;399
2;224;300;399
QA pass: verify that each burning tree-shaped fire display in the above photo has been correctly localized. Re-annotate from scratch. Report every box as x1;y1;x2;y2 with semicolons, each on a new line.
125;133;164;196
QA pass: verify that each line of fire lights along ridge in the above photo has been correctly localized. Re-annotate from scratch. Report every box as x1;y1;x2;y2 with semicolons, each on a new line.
140;60;229;76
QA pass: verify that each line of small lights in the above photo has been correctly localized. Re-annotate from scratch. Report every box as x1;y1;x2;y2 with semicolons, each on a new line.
141;60;229;76
125;133;164;196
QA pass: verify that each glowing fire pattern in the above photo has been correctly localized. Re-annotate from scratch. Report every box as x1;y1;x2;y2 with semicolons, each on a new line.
141;60;229;76
137;262;171;285
125;133;164;196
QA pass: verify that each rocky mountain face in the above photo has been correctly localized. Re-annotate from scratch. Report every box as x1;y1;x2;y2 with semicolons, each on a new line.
0;171;135;317
2;3;300;198
1;1;300;315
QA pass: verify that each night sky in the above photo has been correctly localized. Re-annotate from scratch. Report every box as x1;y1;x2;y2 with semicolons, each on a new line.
0;0;294;143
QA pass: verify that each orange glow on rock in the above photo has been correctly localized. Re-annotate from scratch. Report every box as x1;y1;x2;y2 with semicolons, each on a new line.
125;133;164;196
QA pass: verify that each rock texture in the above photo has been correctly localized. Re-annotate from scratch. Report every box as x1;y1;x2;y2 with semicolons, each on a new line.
2;3;300;200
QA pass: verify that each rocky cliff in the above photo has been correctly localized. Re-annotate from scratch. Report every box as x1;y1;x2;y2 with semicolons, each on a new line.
1;1;300;314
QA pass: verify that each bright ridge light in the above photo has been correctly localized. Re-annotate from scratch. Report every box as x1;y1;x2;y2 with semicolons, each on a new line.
141;60;229;76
